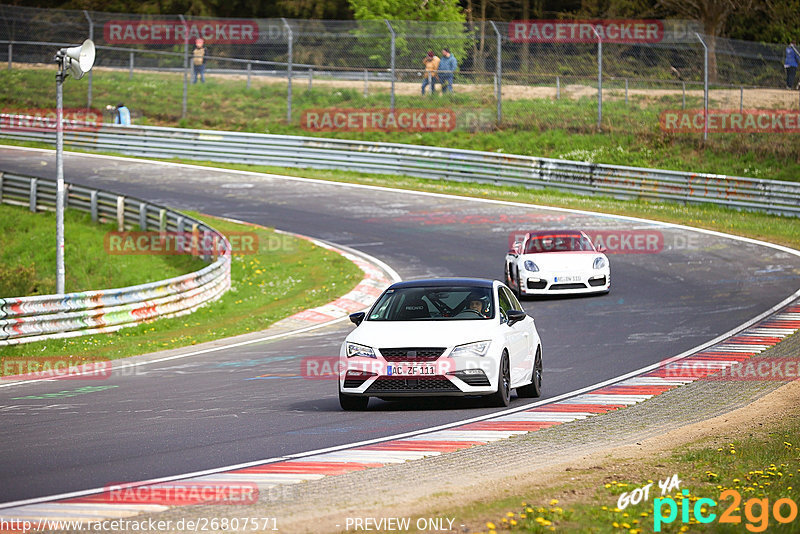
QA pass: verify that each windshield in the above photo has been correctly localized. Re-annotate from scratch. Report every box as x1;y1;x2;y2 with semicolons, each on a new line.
525;233;594;253
368;286;495;321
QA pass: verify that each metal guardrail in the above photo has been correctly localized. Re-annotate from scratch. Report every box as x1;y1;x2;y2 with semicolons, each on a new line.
1;118;799;217
0;171;231;346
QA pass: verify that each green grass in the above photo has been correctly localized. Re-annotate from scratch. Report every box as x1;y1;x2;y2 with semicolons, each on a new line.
0;208;363;363
2;67;799;181
385;376;800;533
0;203;205;297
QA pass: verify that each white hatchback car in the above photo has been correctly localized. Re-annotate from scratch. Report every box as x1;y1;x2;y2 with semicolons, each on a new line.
505;230;610;297
338;278;542;411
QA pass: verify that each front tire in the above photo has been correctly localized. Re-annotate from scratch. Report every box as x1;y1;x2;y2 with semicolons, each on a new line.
339;391;369;411
486;353;511;407
516;346;542;398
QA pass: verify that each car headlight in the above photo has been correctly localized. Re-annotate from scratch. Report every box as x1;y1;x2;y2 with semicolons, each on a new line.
451;341;491;358
346;342;376;359
593;256;607;270
523;260;539;272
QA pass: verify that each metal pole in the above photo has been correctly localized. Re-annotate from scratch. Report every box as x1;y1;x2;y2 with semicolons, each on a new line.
179;15;188;120
625;78;628;105
282;18;293;123
556;75;560;99
739;86;743;113
490;21;502;124
695;33;708;142
308;68;313;90
7;43;11;70
385;20;396;114
682;82;686;109
364;69;368;97
55;64;65;295
129;51;134;79
247;62;251;89
592;26;602;129
84;10;93;108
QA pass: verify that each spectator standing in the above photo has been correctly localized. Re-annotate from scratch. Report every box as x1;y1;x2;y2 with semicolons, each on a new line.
784;41;799;89
439;47;458;93
422;50;440;95
193;38;206;84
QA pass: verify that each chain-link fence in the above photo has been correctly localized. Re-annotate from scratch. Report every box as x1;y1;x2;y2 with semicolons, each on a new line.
0;4;798;139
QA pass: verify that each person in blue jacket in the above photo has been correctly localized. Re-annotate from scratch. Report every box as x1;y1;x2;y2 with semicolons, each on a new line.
784;41;799;89
439;47;458;93
114;103;131;126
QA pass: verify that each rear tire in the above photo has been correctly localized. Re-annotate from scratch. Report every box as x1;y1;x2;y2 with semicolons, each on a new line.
486;353;511;407
516;346;542;398
339;391;369;411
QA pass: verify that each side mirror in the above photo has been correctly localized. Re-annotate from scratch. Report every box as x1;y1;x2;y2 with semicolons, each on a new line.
597;246;607;253
507;248;519;257
349;312;365;326
507;309;526;326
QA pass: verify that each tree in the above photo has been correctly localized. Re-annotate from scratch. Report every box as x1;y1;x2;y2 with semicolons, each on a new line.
658;0;751;82
347;0;468;71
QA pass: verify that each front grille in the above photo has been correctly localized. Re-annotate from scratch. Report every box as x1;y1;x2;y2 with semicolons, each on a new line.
588;276;607;287
379;347;446;362
550;283;587;290
527;279;547;290
365;377;459;394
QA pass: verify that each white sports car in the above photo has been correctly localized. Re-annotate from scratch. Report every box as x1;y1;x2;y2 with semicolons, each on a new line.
338;278;543;411
505;230;610;296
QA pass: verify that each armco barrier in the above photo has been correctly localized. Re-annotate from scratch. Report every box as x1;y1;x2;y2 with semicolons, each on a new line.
1;117;799;217
0;172;231;346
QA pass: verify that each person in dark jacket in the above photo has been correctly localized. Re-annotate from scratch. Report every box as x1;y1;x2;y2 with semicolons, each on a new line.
784;41;799;89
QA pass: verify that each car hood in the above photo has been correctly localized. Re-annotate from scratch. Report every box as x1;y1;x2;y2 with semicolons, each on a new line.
347;319;499;350
521;252;603;271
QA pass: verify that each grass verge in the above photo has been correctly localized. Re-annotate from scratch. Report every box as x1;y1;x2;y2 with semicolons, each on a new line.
1;68;799;181
418;382;800;534
0;203;205;297
0;208;363;363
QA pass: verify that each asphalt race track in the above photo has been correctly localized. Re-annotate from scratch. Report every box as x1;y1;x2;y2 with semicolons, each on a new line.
2;147;799;504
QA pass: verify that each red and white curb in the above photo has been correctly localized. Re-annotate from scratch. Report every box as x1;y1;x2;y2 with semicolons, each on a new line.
1;304;797;525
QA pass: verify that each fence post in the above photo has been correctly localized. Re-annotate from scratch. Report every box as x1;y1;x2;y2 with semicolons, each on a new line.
84;10;93;108
7;43;11;70
90;190;98;222
490;21;502;124
625;78;628;105
246;62;251;89
591;25;602;130
282;18;293;123
308;67;313;90
116;196;125;231
364;69;368;97
129;51;134;80
740;86;743;112
556;75;560;99
385;20;396;114
695;33;708;142
29;178;37;213
179;14;188;120
682;82;686;109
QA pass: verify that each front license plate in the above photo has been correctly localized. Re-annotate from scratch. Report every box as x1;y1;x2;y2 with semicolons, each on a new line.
554;275;580;282
387;364;436;377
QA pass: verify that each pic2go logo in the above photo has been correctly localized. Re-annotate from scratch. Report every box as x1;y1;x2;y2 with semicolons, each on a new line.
654;489;799;532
